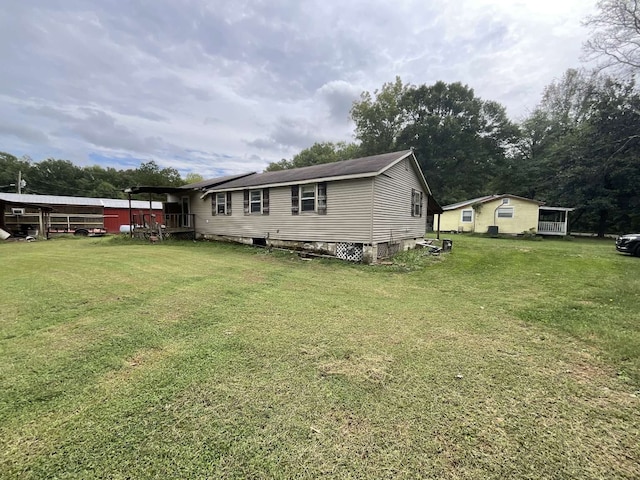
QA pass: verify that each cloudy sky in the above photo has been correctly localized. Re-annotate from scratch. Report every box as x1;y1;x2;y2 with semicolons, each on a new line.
1;0;597;178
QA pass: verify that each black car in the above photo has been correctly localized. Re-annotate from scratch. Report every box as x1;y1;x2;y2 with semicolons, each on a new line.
615;234;640;256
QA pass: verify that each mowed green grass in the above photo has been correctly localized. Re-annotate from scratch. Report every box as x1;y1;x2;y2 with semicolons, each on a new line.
0;235;638;479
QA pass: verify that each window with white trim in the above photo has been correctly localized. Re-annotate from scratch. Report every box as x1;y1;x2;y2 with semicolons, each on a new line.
411;189;423;217
300;184;316;212
243;188;269;215
250;189;262;213
461;209;473;222
291;183;327;215
216;193;226;214
211;192;232;216
497;207;514;218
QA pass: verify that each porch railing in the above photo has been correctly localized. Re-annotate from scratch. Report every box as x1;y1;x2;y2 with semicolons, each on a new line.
132;213;194;230
538;221;566;234
130;213;195;240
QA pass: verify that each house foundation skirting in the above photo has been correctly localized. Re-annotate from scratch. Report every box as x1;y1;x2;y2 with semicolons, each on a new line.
199;233;422;264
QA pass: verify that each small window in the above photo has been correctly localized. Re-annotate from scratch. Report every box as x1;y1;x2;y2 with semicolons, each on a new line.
497;207;514;218
250;190;262;213
501;198;509;205
300;184;316;212
461;209;473;222
411;189;423;217
216;193;226;215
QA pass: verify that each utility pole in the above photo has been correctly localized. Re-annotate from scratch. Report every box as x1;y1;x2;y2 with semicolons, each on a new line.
17;171;25;194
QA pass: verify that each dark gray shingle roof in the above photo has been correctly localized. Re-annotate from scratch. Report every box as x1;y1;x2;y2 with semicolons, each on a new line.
208;150;414;190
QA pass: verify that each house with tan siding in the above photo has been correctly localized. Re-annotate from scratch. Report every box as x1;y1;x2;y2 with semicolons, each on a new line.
440;194;572;236
167;150;441;262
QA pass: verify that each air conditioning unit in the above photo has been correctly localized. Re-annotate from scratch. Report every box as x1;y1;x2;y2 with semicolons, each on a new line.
11;208;25;215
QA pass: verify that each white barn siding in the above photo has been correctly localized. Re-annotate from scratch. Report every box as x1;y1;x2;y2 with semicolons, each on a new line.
372;158;426;243
191;178;374;243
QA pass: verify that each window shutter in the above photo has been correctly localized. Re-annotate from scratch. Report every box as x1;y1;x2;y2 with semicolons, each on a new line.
420;191;423;217
243;190;249;215
262;188;269;215
411;189;415;216
226;192;232;215
318;182;327;215
291;185;299;215
211;194;217;216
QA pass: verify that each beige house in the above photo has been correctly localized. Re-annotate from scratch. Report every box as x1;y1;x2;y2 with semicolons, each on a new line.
440;194;572;236
166;150;442;262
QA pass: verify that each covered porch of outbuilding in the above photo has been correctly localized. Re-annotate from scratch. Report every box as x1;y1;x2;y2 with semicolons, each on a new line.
538;207;574;236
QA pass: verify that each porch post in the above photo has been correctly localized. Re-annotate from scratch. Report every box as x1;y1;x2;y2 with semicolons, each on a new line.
563;211;569;235
38;208;45;239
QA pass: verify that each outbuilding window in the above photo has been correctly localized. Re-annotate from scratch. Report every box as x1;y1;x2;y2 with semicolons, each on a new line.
461;209;473;222
497;207;514;218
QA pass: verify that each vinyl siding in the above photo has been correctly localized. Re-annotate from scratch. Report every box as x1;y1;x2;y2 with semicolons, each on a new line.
190;178;374;243
371;158;427;243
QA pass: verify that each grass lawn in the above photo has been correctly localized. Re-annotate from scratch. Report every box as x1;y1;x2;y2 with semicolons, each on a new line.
1;235;638;479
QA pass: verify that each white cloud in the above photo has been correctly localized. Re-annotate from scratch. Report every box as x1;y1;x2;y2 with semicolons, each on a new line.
0;0;599;177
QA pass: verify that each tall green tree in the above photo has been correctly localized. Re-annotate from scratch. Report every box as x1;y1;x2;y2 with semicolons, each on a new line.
265;142;360;171
518;69;640;235
351;79;519;204
401;82;518;203
350;77;409;156
184;173;205;184
128;160;183;187
0;152;32;192
27;159;86;196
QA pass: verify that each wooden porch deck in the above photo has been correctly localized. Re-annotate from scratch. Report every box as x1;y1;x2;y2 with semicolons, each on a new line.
131;213;196;240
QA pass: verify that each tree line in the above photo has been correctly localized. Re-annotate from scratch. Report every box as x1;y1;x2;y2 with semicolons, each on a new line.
0;155;202;200
267;1;640;236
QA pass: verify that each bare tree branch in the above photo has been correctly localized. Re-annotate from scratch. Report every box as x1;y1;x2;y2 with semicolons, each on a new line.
583;0;640;73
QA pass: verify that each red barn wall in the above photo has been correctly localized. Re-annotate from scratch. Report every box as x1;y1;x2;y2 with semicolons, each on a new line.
104;208;164;233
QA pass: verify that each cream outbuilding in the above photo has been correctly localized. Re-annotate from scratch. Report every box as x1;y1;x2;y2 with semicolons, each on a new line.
440;194;572;236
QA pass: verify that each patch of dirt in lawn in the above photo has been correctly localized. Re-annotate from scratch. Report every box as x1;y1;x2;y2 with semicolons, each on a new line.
318;353;393;384
240;270;266;283
100;346;178;391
